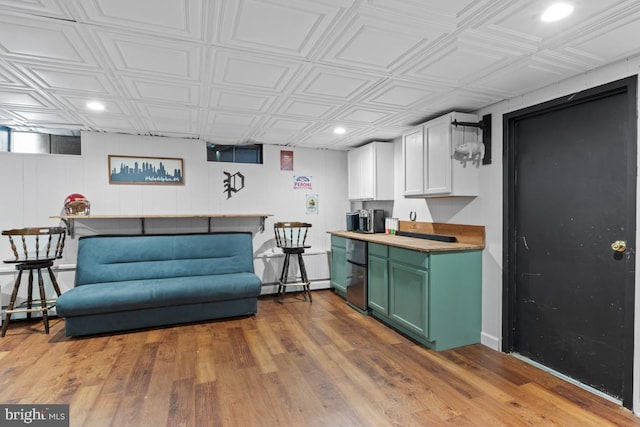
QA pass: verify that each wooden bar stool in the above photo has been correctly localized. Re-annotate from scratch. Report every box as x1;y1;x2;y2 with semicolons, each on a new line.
1;227;66;336
274;222;312;303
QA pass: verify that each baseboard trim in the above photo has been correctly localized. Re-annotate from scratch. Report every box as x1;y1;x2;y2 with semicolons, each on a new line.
260;280;330;295
480;331;501;351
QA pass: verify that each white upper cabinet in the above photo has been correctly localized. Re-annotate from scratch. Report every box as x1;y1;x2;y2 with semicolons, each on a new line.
402;126;425;196
348;142;394;201
402;112;480;198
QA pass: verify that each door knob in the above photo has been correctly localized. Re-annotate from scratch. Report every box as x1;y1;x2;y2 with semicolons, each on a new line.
611;240;627;253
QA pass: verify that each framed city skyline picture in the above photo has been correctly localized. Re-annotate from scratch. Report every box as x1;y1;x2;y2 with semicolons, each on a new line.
108;155;184;185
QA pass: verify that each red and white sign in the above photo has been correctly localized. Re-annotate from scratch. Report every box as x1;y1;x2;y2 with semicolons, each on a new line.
293;175;312;190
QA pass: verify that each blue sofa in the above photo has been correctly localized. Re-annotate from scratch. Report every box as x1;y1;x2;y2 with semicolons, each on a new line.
56;232;262;336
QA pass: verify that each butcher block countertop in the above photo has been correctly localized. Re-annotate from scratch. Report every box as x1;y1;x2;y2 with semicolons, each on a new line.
329;221;485;253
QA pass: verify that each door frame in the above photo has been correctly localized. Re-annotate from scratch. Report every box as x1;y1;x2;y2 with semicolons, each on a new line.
502;76;637;408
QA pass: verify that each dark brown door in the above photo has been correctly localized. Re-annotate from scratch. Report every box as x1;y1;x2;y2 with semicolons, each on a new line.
504;77;636;407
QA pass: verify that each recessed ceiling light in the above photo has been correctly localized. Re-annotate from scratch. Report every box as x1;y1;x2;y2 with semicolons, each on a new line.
86;101;105;111
333;127;346;135
541;3;574;22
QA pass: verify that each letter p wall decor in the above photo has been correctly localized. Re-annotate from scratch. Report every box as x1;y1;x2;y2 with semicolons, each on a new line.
224;171;245;199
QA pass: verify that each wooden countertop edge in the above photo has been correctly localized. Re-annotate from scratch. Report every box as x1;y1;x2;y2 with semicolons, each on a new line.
329;230;484;253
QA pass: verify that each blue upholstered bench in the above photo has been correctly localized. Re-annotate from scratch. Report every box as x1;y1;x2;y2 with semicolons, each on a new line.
56;232;262;336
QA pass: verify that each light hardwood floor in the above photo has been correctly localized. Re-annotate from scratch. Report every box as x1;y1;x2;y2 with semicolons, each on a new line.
0;289;638;426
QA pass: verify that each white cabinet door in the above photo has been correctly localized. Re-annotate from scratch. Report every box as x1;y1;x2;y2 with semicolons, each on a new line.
348;142;393;200
358;144;374;199
348;145;373;200
424;116;451;195
347;149;361;200
402;127;425;196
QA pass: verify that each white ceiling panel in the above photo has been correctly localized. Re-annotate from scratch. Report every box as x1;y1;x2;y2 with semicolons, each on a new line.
11;110;73;123
319;12;433;72
387;112;440;128
571;16;640;61
0;62;29;87
293;66;381;100
209;88;277;113
76;0;205;41
487;1;581;43
55;95;129;116
297;132;347;148
263;117;314;132
149;107;197;123
276;97;342;118
208;111;261;127
410;40;507;85
339;106;394;124
144;119;198;135
83;115;142;130
473;58;573;95
202;123;252;139
253;128;300;144
95;31;202;80
361;80;440;109
366;0;461;22
219;0;345;58
0;0;72;19
0;0;639;149
356;125;412;142
213;51;301;91
17;65;115;94
120;76;199;105
0;13;97;66
0;89;49;107
416;88;504;114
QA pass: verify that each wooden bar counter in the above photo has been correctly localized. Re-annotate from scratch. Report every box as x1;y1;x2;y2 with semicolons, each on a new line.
329;221;485;252
50;213;273;237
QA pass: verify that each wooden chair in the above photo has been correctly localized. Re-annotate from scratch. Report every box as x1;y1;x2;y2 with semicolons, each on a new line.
1;227;66;336
274;222;312;302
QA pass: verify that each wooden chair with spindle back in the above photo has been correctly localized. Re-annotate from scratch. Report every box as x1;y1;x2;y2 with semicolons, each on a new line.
1;227;66;336
274;222;312;302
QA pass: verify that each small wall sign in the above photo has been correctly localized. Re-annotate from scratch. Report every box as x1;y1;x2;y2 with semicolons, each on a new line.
306;194;318;214
280;150;293;171
293;175;312;190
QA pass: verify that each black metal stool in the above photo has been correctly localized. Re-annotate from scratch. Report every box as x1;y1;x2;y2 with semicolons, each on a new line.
274;222;312;302
2;227;66;336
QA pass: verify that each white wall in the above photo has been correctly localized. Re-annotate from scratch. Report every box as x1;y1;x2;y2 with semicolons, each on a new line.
0;133;349;303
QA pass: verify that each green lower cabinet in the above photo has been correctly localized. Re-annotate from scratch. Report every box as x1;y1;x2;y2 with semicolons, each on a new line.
369;243;482;351
389;259;429;337
367;243;388;315
330;235;347;298
428;250;482;351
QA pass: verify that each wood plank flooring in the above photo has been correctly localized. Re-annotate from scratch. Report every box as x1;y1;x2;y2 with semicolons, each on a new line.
0;289;638;426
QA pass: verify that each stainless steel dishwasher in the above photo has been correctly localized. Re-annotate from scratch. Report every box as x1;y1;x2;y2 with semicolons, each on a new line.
346;238;368;312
